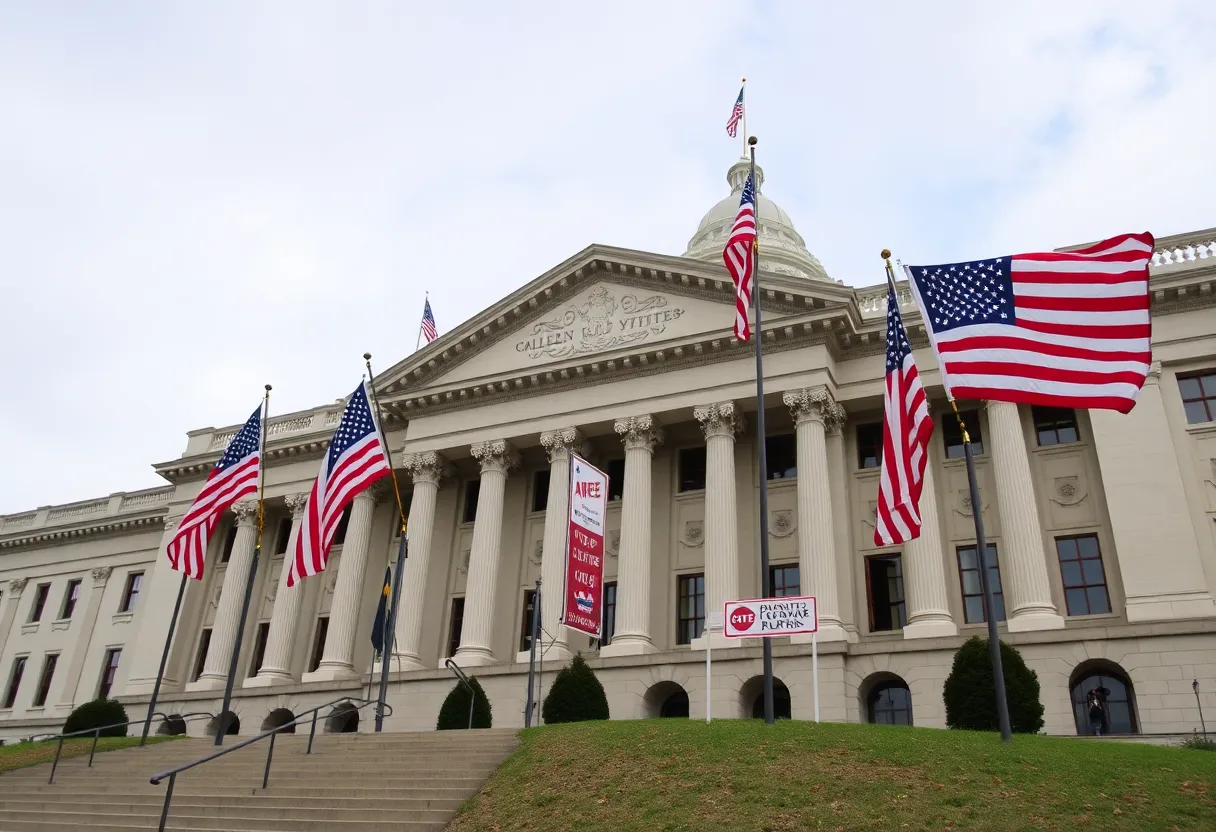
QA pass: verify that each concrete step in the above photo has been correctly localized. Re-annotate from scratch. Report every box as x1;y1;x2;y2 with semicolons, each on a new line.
0;816;445;832
2;785;475;801
0;795;463;813
0;803;455;823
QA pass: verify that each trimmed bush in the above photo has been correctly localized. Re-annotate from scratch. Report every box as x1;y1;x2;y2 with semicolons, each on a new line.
63;698;129;738
944;636;1044;734
543;654;609;724
437;677;492;730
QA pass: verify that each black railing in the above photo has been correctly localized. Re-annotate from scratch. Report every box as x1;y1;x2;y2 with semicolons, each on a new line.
445;658;476;730
148;696;388;832
39;711;216;785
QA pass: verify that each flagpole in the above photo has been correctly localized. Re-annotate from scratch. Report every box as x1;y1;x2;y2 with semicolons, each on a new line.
748;136;775;726
740;78;747;158
415;293;427;352
215;384;271;747
364;353;410;732
139;572;187;746
883;251;1012;744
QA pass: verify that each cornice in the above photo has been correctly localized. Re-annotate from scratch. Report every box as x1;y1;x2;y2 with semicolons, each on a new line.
0;513;166;551
155;434;334;484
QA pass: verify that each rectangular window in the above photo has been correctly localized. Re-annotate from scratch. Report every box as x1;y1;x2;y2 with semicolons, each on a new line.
462;481;480;524
247;622;271;677
192;628;212;682
273;517;293;555
98;648;122;700
601;582;617;646
4;657;27;709
956;543;1006;623
60;579;82;620
531;471;550;513
308;617;329;673
331;506;352;546
30;584;50;623
606;459;626;502
942;410;983;458
866;555;906;632
676;573;705;645
119;572;143;613
220;525;238;563
32;654;58;707
447;598;465;658
518;590;537;652
1056;534;1111;616
766;434;798;480
1179;371;1216;424
1032;406;1079;446
770;564;801;597
857;422;883;469
678;448;707;492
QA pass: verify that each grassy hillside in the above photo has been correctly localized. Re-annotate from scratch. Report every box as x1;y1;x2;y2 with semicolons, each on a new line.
450;720;1216;831
0;735;177;773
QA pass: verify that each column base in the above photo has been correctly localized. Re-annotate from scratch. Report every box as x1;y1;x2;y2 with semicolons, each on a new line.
185;675;228;692
378;654;427;673
791;622;848;644
301;663;359;683
903;617;958;640
600;636;658;657
452;646;497;667
1007;611;1066;632
1125;591;1216;623
244;669;295;688
691;633;743;650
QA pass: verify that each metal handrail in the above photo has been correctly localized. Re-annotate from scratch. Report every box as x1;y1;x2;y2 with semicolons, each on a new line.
445;658;477;730
149;696;390;832
41;711;216;785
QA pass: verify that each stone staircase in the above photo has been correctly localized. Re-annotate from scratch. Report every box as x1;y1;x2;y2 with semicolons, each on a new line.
0;729;519;831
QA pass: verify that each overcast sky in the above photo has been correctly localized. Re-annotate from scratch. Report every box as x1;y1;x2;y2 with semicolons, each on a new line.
2;1;1213;514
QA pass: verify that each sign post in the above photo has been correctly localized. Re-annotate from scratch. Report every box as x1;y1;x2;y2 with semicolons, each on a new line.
725;595;818;720
560;456;608;640
705;612;724;723
812;630;820;722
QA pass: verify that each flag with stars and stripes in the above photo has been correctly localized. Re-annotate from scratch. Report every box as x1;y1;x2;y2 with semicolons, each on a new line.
166;404;263;580
904;232;1154;413
287;381;391;587
875;286;933;547
722;172;757;340
420;298;438;344
726;85;745;138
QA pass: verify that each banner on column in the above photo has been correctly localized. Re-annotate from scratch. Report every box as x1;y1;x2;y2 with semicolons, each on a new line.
724;596;818;638
562;454;608;638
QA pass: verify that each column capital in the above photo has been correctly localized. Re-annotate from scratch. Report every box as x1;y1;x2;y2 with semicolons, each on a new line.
402;451;452;487
471;439;520;474
8;578;27;595
285;492;310;517
694;401;744;440
540;428;588;463
1147;359;1163;383
232;500;260;525
614;415;665;452
90;566;113;587
357;479;393;505
783;387;846;434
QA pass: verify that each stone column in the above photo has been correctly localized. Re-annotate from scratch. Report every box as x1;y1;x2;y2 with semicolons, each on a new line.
55;567;114;710
246;494;309;687
455;440;519;666
601;415;664;657
987;401;1064;631
190;500;260;690
304;483;386;681
393;452;450;670
0;579;27;662
901;461;958;639
694;402;743;648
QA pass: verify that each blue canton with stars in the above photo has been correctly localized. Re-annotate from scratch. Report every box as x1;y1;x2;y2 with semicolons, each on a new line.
327;383;380;469
885;288;915;373
907;257;1017;335
739;172;756;210
216;407;262;471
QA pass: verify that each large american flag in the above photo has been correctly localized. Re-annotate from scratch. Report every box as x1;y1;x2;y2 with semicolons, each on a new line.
420;298;438;344
875;286;933;547
166;404;263;580
287;381;391;587
905;232;1154;414
722;172;756;340
726;85;744;138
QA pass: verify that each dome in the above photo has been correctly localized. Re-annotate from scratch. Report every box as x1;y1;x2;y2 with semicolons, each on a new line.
683;157;834;282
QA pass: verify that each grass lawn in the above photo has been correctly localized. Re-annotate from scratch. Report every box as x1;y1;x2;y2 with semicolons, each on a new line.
0;735;178;774
450;720;1216;832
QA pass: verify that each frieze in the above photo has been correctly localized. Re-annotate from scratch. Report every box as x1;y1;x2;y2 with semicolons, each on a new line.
515;288;685;360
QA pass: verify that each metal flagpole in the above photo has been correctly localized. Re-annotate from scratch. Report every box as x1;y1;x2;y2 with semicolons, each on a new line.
882;251;1012;743
139;572;187;746
215;384;271;746
748;136;776;726
364;353;411;733
415;293;428;352
739;78;747;158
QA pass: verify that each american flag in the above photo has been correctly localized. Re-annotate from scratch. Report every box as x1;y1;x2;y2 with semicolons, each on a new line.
166;405;263;580
722;172;757;340
287;381;391;587
726;85;745;138
905;232;1154;414
420;298;438;344
875;286;934;546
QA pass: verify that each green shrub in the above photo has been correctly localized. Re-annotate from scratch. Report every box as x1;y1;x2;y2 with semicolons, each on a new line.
944;636;1044;734
437;677;492;730
63;699;129;738
1181;733;1216;751
542;654;609;724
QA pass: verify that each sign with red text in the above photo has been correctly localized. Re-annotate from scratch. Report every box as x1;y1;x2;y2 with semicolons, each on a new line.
724;596;818;638
561;455;608;638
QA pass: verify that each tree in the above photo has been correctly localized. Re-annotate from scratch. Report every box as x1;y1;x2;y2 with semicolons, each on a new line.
944;636;1045;734
542;654;609;724
436;677;492;730
63;698;129;738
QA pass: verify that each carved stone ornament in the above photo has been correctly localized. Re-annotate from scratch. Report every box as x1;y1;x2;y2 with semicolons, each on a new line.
401;451;451;487
232;500;259;525
457;549;472;575
682;520;705;548
208;583;223;611
8;578;28;595
783;387;846;434
91;566;113;584
863;501;877;531
954;490;989;518
530;540;544;566
164;517;180;531
540;428;587;463
285;493;310;517
323;568;339;598
614;415;664;452
770;509;796;538
515;287;682;360
607;530;620;558
470;439;520;475
694;402;744;440
1050;476;1087;507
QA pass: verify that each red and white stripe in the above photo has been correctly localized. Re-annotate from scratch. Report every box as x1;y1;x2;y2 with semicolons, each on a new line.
875;335;933;546
166;454;259;580
723;196;756;341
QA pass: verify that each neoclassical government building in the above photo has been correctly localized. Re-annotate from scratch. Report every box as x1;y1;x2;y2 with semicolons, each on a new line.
2;159;1215;741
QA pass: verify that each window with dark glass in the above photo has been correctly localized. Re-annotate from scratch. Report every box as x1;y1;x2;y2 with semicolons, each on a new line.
1032;406;1079;446
462;481;480;523
765;434;797;480
308;618;329;673
273;517;292;555
98;648;122;700
942;409;983;458
531;471;550;513
601;582;617;646
220;525;238;563
606;459;626;502
678;448;707;492
29;584;50;623
331;506;352;546
1179;371;1216;424
4;657;27;709
248;622;271;677
1056;535;1110;616
957;543;1006;624
32;653;58;707
857;422;883;469
119;572;143;613
865;555;906;632
677;574;705;645
60;579;81;620
192;628;211;682
868;681;913;725
447;598;465;657
770;564;801;597
518;590;537;652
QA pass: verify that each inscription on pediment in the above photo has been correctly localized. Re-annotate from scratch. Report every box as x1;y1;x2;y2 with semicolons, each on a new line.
515;288;686;360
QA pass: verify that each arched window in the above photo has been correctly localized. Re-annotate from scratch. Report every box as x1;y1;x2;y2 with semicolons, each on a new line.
1070;662;1138;735
867;681;913;726
751;680;792;719
643;681;690;719
661;690;690;718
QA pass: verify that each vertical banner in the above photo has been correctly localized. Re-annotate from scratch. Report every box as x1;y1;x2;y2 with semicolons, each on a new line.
562;454;608;638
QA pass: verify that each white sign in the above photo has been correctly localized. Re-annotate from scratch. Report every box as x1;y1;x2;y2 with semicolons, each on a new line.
707;612;724;632
724;596;818;638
